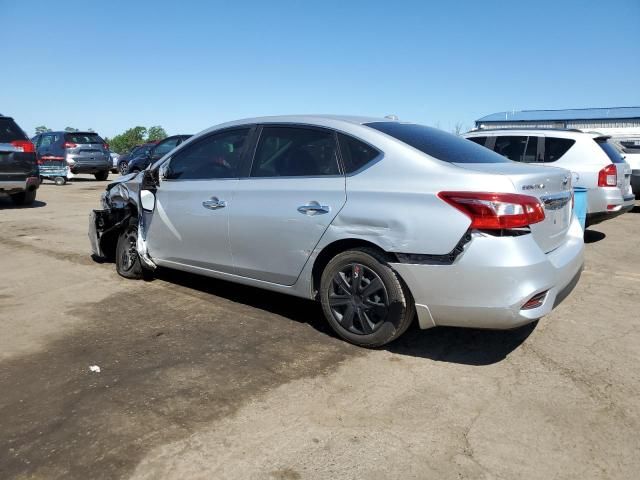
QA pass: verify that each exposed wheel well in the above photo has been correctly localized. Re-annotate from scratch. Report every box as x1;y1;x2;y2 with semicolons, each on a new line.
311;239;397;298
100;203;139;261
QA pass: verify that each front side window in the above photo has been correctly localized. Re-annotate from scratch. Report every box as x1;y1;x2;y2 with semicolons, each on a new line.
166;129;250;180
337;133;379;173
251;127;340;177
543;137;575;163
494;136;527;162
366;122;509;164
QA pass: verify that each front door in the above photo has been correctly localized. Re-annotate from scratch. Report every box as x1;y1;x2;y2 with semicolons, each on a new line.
145;128;251;273
229;126;346;285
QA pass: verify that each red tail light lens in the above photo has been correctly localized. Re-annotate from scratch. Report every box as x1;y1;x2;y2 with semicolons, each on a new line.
10;140;35;153
597;164;617;187
63;142;77;149
438;191;545;229
104;143;109;150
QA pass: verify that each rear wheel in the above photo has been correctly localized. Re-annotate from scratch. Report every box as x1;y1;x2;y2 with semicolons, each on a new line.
115;224;145;279
10;189;37;206
118;161;129;175
95;170;109;181
319;248;414;347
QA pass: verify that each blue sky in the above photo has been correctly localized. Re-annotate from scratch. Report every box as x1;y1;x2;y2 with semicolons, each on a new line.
1;0;639;138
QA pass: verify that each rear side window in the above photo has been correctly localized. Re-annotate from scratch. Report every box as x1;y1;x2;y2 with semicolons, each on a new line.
0;118;28;143
337;133;379;173
543;137;575;163
596;139;626;164
494;136;527;162
251;127;340;177
65;132;104;144
467;136;487;146
366;122;509;163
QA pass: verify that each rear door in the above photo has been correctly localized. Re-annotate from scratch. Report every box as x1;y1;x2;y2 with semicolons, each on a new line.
65;132;109;165
229;125;347;285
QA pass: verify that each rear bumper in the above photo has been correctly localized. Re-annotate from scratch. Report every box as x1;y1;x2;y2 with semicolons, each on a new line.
586;185;635;223
0;176;40;194
68;155;111;173
586;194;635;226
391;215;584;330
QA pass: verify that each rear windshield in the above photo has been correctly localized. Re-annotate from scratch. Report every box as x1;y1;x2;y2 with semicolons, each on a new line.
596;138;626;164
0;117;28;143
366;122;510;163
65;132;104;144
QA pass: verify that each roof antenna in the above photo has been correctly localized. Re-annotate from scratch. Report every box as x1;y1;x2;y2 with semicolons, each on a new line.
385;114;399;121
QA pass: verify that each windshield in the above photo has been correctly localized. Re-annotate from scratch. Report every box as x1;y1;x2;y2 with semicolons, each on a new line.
596;138;626;164
365;122;510;163
65;132;104;144
0;118;28;143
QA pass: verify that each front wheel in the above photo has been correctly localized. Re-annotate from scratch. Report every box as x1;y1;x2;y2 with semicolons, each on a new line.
115;224;146;279
319;248;415;347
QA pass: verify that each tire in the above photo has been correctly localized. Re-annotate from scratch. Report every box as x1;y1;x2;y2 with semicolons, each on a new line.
10;189;37;206
115;223;145;279
319;248;415;348
95;170;109;181
118;161;129;175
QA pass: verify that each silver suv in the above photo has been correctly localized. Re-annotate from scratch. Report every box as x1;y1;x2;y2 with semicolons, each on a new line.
463;129;635;226
90;116;584;347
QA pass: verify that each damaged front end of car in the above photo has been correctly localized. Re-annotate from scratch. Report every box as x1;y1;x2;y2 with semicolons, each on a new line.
88;170;158;270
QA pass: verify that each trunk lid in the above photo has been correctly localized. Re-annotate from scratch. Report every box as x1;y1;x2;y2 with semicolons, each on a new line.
453;162;574;253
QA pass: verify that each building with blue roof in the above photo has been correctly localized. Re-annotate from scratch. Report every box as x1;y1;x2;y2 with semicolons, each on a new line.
475;107;640;137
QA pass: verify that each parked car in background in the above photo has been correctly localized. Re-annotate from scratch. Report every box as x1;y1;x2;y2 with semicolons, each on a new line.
110;152;120;173
463;129;635;226
126;135;192;173
33;131;111;180
0;115;39;205
90;115;583;347
611;137;640;198
116;142;157;175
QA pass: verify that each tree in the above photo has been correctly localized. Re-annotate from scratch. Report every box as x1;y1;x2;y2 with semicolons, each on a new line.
64;127;79;132
108;126;147;154
146;126;167;142
452;122;464;136
35;125;51;135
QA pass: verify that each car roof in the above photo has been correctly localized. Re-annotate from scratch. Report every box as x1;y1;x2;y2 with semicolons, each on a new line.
206;114;395;131
464;128;605;139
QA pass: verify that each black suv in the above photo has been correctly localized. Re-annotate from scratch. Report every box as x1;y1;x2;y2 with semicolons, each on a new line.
32;131;111;180
0;115;39;205
127;135;192;173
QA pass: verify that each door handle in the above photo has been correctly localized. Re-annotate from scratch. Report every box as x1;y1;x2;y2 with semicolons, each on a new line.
202;197;226;210
297;201;330;215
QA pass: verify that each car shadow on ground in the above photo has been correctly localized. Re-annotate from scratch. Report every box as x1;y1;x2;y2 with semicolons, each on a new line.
584;229;606;243
387;321;536;365
154;267;535;366
631;205;640;213
0;198;47;209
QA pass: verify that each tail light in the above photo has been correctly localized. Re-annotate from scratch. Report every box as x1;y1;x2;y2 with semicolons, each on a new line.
438;191;545;229
10;140;35;153
597;164;617;187
63;142;78;149
104;143;109;150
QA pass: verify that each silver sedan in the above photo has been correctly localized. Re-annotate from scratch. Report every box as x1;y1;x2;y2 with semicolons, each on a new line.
89;115;584;347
